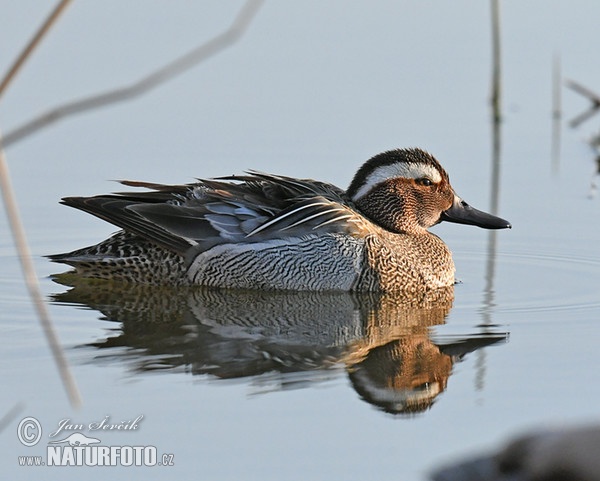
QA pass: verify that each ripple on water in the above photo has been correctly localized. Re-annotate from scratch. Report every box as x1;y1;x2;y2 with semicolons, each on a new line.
454;247;600;316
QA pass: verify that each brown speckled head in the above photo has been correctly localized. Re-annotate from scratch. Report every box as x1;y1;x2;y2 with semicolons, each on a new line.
347;148;455;234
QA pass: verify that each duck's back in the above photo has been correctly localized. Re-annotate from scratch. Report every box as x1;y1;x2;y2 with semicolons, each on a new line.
50;174;375;289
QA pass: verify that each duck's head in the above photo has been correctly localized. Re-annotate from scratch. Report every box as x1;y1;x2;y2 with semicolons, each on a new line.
347;148;511;234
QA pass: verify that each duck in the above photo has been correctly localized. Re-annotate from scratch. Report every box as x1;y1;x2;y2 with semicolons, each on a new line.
50;148;511;292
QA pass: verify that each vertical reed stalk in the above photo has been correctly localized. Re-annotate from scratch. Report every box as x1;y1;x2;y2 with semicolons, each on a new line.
490;0;502;122
551;53;562;173
479;1;504;388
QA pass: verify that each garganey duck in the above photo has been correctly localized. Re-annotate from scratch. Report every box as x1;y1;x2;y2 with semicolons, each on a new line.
51;148;510;291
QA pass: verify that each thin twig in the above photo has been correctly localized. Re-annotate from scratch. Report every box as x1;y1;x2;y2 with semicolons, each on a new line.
3;0;265;148
0;401;25;433
0;402;25;433
0;0;73;100
0;138;82;408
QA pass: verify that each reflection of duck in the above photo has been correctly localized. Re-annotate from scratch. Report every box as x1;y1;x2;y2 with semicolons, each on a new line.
52;277;507;414
50;148;510;292
347;335;504;415
349;338;451;415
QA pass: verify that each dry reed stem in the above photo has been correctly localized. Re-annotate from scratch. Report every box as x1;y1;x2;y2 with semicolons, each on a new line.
0;1;81;408
0;0;73;100
0;139;82;408
490;0;502;122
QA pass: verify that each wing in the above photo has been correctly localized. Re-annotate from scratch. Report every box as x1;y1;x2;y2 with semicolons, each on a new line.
61;173;371;258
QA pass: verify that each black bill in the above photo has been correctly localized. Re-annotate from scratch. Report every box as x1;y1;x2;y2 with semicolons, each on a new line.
440;195;511;230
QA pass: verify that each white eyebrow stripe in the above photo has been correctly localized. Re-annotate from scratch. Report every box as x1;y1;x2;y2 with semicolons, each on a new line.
351;163;442;201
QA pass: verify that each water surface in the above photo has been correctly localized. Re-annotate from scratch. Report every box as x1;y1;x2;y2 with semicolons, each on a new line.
2;2;600;480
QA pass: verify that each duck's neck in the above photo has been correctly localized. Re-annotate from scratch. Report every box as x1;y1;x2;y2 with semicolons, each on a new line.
354;194;426;235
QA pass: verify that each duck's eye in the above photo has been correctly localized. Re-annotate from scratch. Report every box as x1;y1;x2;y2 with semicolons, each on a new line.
416;178;433;186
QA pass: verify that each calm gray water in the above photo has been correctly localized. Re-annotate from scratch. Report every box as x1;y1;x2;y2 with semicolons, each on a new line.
2;2;600;480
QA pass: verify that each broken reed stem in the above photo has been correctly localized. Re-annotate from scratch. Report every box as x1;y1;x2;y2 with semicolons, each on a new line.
3;0;265;148
0;141;82;408
0;0;73;100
